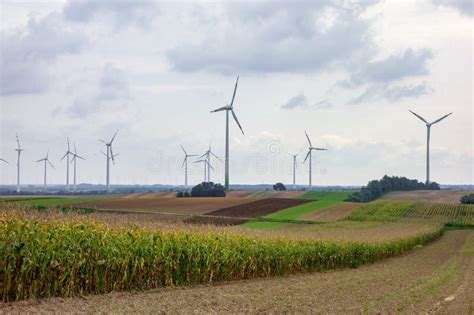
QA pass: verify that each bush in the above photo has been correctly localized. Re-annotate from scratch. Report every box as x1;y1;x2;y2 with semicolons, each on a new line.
346;175;440;203
191;182;225;197
184;191;190;198
460;194;474;204
273;182;286;191
176;191;184;198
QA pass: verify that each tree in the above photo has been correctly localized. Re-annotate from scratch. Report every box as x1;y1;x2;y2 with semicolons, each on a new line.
273;182;286;191
176;191;184;198
191;182;226;197
460;194;474;204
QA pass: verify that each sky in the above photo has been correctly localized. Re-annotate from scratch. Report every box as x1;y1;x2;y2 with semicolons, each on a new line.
0;0;472;187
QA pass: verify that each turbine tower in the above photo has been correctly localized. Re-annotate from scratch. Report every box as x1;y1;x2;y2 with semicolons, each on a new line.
180;145;197;188
198;143;222;182
99;131;118;192
36;151;54;191
194;159;212;182
211;76;244;190
287;151;301;191
303;131;327;190
70;143;85;191
60;138;74;191
409;110;452;184
15;133;24;193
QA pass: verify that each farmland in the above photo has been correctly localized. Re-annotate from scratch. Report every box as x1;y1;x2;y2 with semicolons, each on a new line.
382;190;474;204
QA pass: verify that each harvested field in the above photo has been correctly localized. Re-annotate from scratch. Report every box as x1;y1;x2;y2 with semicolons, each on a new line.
382;190;474;204
258;191;305;198
75;197;258;215
5;230;471;313
184;198;310;225
302;202;362;222
225;190;254;198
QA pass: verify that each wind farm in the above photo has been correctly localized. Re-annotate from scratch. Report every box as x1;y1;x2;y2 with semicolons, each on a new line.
0;1;472;313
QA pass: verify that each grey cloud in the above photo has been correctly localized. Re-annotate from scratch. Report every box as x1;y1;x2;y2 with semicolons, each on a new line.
351;82;431;104
63;0;159;28
281;94;308;110
167;2;376;74
0;13;87;96
98;64;130;101
433;0;473;16
281;95;333;110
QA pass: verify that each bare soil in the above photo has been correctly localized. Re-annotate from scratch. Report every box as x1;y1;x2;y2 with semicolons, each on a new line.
3;230;471;314
225;190;254;198
382;190;474;204
302;202;362;222
258;191;306;198
76;197;258;215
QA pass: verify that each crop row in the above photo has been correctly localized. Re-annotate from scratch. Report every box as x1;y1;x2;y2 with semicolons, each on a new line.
0;214;443;302
347;200;474;226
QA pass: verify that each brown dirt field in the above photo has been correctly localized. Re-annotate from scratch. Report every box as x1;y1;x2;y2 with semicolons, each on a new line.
382;190;474;204
258;191;305;198
4;230;471;314
225;190;254;197
75;197;259;215
184;198;310;225
302;202;362;222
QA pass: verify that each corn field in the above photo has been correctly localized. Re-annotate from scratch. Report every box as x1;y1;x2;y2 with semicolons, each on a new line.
347;200;474;226
1;214;443;302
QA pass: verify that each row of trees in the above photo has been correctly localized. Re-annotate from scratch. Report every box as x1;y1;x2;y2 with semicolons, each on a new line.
346;175;440;203
177;182;226;198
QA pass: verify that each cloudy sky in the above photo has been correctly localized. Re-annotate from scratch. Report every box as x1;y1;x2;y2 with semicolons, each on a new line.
0;0;472;187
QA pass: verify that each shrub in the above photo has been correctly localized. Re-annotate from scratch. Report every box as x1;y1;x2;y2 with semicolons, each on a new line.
460;194;474;204
273;182;286;191
176;191;184;198
191;182;226;197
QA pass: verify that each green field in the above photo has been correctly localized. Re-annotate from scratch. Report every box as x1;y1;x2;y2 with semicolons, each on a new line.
244;200;341;229
246;191;267;198
299;190;355;201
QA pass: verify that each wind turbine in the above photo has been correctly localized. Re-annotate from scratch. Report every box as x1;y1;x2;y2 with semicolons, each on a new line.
194;159;212;182
36;151;54;191
14;133;24;193
409;110;452;184
70;143;85;191
180;145;198;188
303;131;327;190
60;138;74;191
211;76;244;190
198;143;222;182
287;151;301;191
99;131;118;192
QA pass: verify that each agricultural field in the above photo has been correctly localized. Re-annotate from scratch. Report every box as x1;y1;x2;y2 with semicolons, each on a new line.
299;190;355;201
302;202;362;222
382;190;474;204
0;196;107;208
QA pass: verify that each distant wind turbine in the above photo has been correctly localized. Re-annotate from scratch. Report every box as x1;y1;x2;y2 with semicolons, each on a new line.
60;138;74;191
211;76;244;190
70;143;85;191
198;143;222;182
180;145;198;187
287;151;301;191
303;131;327;190
15;133;24;193
194;159;212;182
36;151;54;191
99;131;118;192
409;110;452;184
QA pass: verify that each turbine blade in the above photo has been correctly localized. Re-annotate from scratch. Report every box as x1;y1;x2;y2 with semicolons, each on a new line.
198;152;208;159
182;157;187;167
15;133;21;150
110;146;115;163
110;130;118;144
48;160;55;169
430;112;453;125
313;147;328;151
76;154;85;160
188;154;199;157
409;110;428;124
61;152;68;161
0;158;8;163
210;151;222;161
36;158;44;163
100;150;107;157
210;106;228;113
70;156;76;164
303;150;310;163
231;110;244;135
180;145;187;155
98;139;107;144
304;131;313;147
74;143;77;154
208;163;214;171
230;75;239;107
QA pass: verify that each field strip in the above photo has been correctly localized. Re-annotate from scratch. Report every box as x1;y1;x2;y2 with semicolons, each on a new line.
4;230;470;313
98;208;195;217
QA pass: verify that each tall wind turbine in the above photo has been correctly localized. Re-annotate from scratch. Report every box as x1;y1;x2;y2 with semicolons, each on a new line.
99;131;118;192
211;76;244;190
70;143;85;191
303;131;327;190
287;151;301;191
198;143;222;182
180;145;197;187
409;110;452;184
194;159;212;182
60;138;74;191
15;133;24;193
36;151;54;191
